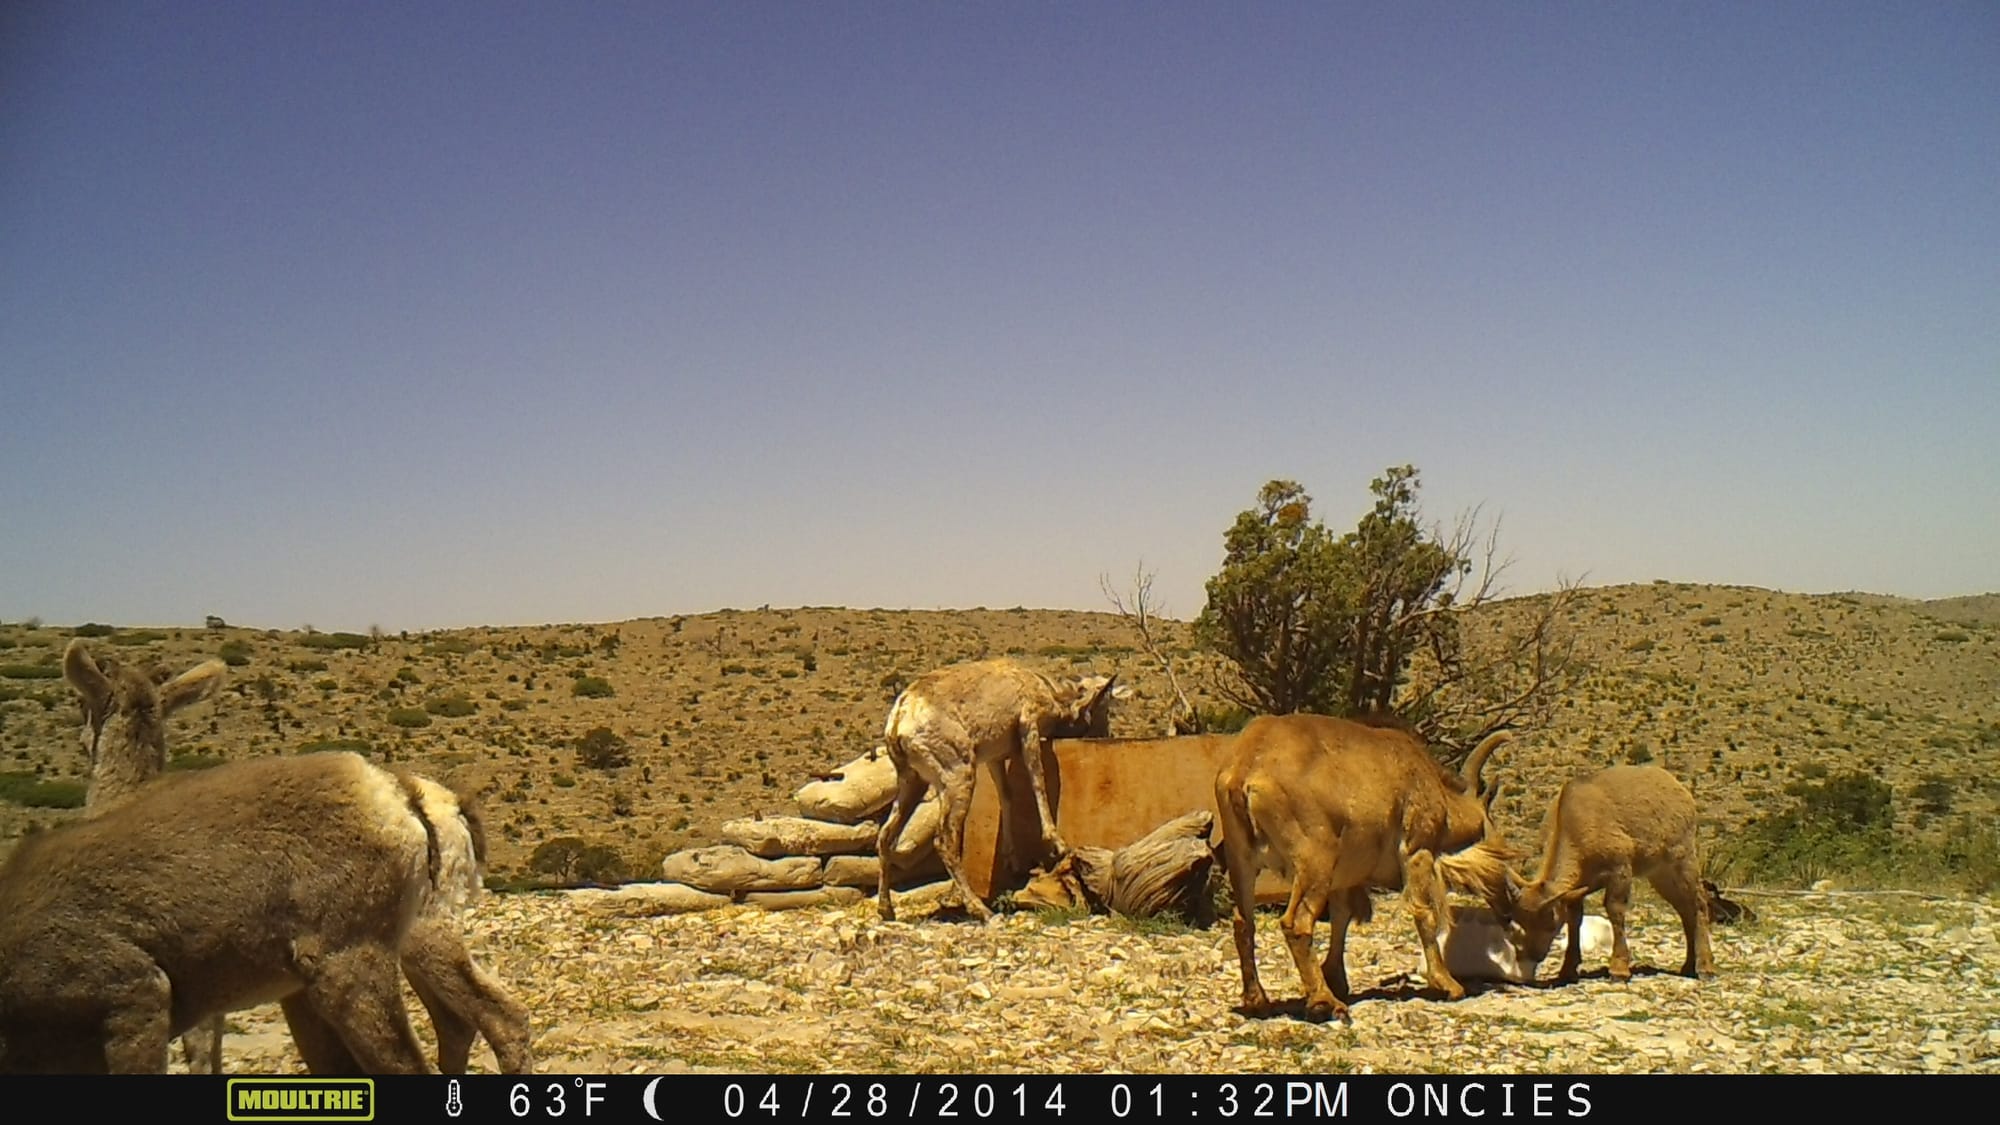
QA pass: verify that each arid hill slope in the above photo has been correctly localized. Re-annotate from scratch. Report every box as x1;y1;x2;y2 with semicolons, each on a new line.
3;583;1995;882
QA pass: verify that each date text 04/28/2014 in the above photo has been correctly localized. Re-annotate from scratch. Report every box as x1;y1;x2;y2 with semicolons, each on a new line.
684;1077;1596;1120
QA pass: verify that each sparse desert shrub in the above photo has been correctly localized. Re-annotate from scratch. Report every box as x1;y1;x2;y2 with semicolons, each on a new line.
526;837;587;882
1794;770;1895;833
298;737;375;756
1911;776;1955;818
166;752;227;772
1936;817;2000;893
110;630;168;646
577;844;630;884
386;707;433;729
424;694;478;717
1196;703;1254;733
575;726;630;770
0;662;61;680
218;640;253;667
502;699;528;711
0;771;86;808
572;676;614;698
71;623;118;637
298;631;372;650
1727;770;1897;886
288;659;328;673
527;836;630;886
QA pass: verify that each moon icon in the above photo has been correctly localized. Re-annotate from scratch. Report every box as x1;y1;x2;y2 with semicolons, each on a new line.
642;1076;663;1121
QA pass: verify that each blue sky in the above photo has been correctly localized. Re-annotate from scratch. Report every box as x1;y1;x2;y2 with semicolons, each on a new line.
3;2;1995;632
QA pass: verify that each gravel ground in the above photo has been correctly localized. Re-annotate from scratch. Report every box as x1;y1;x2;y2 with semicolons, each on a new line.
201;882;2000;1076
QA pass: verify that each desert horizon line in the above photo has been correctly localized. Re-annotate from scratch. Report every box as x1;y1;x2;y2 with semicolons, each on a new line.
8;576;1994;640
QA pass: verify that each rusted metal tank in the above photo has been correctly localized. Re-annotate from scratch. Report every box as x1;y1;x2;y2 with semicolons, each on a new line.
959;733;1288;903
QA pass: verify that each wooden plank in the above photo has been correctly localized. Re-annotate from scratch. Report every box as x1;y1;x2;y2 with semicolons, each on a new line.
959;733;1289;903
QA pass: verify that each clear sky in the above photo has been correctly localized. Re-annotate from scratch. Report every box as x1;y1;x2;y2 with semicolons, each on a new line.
3;2;1995;633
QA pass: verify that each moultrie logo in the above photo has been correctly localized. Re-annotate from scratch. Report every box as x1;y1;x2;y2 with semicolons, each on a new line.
225;1078;375;1122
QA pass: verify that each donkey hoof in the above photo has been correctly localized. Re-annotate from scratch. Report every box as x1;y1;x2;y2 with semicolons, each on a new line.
1304;998;1349;1024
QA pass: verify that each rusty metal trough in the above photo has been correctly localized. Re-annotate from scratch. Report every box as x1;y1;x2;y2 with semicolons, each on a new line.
959;733;1289;904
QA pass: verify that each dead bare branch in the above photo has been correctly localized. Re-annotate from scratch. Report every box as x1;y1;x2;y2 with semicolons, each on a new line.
1404;572;1588;763
1101;563;1203;734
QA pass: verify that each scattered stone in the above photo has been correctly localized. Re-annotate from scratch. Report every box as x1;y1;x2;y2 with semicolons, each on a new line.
742;886;867;911
564;882;732;917
197;873;2000;1077
658;846;823;893
720;815;881;858
793;747;899;823
822;851;947;889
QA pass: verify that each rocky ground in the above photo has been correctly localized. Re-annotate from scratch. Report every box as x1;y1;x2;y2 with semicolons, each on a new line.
206;883;1999;1076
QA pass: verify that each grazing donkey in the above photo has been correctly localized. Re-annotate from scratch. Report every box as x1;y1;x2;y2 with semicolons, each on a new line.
1214;713;1520;1023
0;752;486;1072
1504;764;1716;984
875;658;1122;922
61;638;531;1074
63;640;228;1071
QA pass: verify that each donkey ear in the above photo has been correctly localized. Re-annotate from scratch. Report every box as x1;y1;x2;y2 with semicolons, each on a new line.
160;659;227;716
1070;674;1112;710
63;638;114;717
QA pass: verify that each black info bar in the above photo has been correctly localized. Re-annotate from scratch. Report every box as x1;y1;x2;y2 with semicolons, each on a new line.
0;1073;1979;1123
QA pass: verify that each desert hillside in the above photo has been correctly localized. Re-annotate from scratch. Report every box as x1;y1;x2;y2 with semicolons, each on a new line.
3;582;1996;886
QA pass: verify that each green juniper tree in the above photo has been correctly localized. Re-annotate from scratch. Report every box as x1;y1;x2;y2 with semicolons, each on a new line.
1194;466;1580;760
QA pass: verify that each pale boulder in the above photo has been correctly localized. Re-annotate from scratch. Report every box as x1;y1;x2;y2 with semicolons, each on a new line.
794;747;900;823
566;882;733;918
658;846;824;894
720;815;880;858
743;887;868;911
